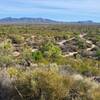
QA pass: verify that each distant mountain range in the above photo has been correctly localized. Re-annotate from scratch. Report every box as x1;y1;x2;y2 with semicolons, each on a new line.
0;17;99;24
0;17;59;24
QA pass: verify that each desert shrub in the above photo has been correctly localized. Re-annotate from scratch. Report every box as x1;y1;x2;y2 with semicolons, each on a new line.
21;47;32;61
91;87;100;100
0;40;14;67
0;67;99;100
31;42;62;63
76;37;86;49
7;67;20;78
13;69;73;100
63;58;100;76
67;80;93;100
0;55;13;67
16;47;33;67
41;42;62;58
9;34;24;44
32;51;43;61
0;39;13;55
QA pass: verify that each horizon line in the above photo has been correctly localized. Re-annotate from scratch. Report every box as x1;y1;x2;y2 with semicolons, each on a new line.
0;17;100;23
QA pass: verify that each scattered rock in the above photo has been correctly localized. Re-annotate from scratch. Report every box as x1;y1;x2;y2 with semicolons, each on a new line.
93;77;100;83
13;51;20;57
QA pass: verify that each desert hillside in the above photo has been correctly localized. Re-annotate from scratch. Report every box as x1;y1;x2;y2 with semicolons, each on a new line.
0;24;99;100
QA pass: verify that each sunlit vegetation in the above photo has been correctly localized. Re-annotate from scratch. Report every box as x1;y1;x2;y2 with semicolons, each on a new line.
0;67;99;100
0;24;100;100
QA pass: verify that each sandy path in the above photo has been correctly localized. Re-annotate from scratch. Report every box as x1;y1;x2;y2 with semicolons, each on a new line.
58;33;96;57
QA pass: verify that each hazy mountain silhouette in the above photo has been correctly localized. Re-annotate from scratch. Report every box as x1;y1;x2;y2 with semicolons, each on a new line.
0;17;99;24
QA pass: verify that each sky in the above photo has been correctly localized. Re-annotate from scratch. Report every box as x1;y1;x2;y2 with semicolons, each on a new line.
0;0;100;22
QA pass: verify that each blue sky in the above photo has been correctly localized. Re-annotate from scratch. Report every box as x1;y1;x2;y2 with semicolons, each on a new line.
0;0;100;22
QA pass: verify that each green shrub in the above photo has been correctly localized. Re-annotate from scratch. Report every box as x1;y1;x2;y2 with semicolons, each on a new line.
42;42;62;58
0;40;14;67
32;51;43;61
0;39;13;55
0;55;13;67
